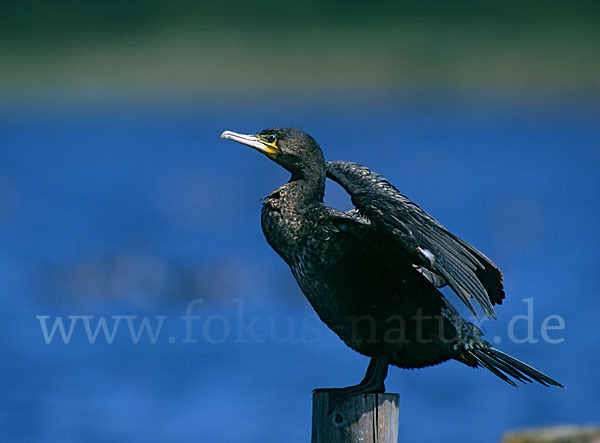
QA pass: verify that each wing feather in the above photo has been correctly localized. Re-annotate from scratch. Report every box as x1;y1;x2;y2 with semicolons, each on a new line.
326;160;504;319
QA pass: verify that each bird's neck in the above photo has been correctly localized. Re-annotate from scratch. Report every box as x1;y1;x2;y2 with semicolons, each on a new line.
287;171;325;207
261;175;325;265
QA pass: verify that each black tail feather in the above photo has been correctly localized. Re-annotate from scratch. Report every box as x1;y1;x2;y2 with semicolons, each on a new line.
471;347;564;388
477;350;533;384
471;353;517;387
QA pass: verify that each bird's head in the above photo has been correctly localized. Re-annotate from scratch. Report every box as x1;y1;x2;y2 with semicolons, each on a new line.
220;126;325;181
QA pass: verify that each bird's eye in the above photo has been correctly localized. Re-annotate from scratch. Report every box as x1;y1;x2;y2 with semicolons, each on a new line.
265;135;277;144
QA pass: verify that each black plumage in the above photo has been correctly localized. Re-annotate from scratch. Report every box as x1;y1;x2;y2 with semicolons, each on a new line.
220;126;562;409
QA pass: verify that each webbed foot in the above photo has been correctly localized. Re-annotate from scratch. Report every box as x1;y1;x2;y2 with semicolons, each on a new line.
314;381;386;415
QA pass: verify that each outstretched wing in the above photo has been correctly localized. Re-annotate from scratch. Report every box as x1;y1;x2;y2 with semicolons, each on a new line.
326;160;504;319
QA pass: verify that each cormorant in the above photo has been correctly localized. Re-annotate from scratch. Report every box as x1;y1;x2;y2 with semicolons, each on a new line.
220;126;563;410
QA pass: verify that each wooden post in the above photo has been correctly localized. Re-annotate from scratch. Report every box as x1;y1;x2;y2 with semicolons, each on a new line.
312;392;399;443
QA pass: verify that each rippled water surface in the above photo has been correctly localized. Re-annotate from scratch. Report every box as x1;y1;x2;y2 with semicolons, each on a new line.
1;99;598;442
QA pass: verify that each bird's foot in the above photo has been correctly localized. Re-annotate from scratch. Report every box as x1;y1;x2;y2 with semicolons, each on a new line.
314;382;385;415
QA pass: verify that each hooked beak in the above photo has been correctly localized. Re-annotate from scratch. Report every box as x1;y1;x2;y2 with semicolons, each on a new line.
220;130;279;157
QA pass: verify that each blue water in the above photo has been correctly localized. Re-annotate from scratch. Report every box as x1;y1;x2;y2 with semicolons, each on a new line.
1;98;599;442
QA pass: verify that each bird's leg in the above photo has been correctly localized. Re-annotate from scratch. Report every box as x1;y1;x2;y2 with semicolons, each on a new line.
314;355;390;414
357;356;379;386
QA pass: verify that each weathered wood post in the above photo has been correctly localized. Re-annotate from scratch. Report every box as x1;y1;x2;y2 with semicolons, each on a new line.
312;392;399;443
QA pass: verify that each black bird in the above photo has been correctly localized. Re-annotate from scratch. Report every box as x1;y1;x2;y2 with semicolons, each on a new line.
220;126;563;409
